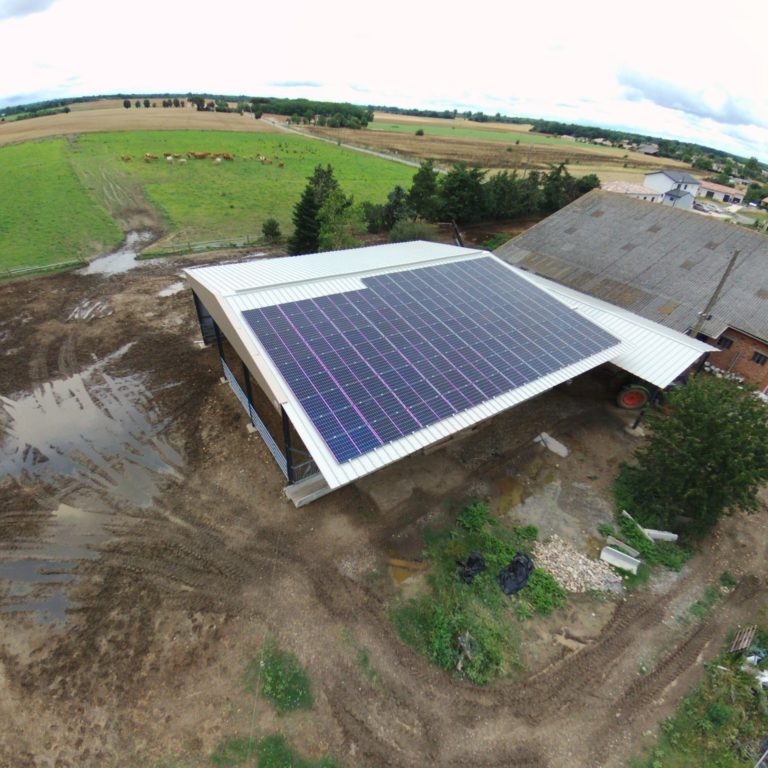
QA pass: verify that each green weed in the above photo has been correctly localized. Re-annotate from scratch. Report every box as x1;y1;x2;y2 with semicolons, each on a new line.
210;734;339;768
244;638;313;715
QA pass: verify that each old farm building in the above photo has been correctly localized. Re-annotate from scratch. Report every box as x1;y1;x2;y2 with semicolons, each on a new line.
184;242;710;504
495;190;768;389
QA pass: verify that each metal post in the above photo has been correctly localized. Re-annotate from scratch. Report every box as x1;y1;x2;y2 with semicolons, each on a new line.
242;361;254;414
213;322;225;359
281;407;295;484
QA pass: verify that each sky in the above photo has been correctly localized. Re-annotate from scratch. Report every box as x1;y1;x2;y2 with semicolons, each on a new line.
1;0;767;161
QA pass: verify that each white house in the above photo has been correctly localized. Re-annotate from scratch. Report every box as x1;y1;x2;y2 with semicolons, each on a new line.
644;170;701;198
661;188;694;210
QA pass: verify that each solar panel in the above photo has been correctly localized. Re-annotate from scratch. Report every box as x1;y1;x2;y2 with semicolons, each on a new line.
243;257;619;464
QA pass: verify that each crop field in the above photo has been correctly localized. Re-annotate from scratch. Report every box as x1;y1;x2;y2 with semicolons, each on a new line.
305;112;690;183
1;129;415;268
0;139;122;270
0;103;280;147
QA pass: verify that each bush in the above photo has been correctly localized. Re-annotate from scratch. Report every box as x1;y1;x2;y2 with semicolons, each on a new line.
244;638;313;714
389;219;438;243
415;128;425;136
262;218;282;241
457;501;491;532
525;569;566;614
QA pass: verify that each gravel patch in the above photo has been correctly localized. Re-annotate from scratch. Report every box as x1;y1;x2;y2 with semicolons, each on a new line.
534;535;623;592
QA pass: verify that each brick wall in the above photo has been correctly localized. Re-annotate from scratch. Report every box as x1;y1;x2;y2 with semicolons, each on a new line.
705;328;768;389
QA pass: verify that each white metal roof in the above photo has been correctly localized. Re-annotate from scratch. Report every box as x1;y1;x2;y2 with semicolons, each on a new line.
184;242;711;491
513;269;715;388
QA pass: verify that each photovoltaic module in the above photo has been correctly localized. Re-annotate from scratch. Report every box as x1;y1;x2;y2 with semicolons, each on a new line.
242;257;619;463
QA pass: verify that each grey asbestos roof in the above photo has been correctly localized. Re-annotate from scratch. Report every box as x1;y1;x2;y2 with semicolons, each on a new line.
656;169;701;185
495;190;768;341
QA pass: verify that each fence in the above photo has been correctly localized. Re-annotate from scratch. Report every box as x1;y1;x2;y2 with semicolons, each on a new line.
143;235;264;259
2;259;85;279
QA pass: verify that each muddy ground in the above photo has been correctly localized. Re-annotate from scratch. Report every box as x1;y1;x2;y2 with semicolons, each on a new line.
0;250;766;768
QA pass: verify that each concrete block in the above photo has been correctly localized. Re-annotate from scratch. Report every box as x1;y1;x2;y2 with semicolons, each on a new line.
643;528;678;542
600;546;641;574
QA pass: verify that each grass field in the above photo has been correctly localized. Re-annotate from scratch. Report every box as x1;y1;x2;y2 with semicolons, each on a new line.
0;139;122;270
369;120;584;147
1;129;415;269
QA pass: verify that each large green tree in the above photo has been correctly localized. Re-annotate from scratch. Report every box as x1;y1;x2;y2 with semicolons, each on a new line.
616;376;768;537
438;164;487;223
287;165;341;255
408;159;440;221
317;188;364;252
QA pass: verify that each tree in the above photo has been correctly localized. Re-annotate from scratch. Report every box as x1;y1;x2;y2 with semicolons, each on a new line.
742;156;761;179
143;98;150;108
408;159;440;221
382;185;413;229
123;99;131;109
134;100;141;108
615;376;768;537
262;218;282;242
438;164;486;223
317;188;364;252
287;165;340;255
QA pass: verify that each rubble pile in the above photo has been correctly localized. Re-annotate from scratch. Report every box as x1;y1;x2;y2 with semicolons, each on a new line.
533;535;623;592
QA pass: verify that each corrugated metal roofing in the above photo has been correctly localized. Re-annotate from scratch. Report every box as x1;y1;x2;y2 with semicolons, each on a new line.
185;241;710;492
495;189;768;342
514;269;715;388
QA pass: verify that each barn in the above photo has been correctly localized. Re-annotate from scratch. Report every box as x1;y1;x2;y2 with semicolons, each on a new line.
184;242;711;505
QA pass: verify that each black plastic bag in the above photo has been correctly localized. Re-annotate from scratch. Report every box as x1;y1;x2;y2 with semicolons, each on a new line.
498;553;534;595
457;551;486;584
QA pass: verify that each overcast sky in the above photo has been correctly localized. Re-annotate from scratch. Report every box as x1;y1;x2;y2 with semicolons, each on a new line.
1;0;767;161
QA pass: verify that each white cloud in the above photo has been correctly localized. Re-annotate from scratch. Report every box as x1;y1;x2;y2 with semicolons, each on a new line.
1;0;767;160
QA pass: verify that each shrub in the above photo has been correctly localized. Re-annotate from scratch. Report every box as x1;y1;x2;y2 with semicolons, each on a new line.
244;638;313;714
389;219;438;243
415;128;425;136
457;501;491;532
262;218;282;241
524;569;566;614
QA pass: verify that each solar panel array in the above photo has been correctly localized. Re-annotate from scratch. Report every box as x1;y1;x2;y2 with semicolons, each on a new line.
243;257;619;464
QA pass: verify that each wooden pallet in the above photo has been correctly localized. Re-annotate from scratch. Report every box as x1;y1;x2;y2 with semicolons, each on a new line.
730;625;757;654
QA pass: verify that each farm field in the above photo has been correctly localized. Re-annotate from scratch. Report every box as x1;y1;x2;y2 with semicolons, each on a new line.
0;139;122;270
304;112;691;183
0;103;281;146
1;128;415;269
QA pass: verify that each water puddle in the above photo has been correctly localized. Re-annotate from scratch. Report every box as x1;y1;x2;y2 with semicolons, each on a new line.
0;345;182;507
80;230;157;275
0;504;102;623
158;280;186;297
0;346;183;621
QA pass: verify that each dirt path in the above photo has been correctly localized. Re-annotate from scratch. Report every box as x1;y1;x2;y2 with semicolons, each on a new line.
0;256;766;767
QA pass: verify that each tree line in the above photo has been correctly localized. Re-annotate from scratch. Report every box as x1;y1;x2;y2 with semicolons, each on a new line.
286;160;600;255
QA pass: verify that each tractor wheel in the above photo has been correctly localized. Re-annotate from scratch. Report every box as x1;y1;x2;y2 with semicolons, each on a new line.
617;385;650;410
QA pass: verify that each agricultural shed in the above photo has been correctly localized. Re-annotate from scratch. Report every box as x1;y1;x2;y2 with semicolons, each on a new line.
495;190;768;387
184;242;710;505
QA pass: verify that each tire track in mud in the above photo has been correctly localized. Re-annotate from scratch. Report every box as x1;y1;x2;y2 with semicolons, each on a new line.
586;576;763;766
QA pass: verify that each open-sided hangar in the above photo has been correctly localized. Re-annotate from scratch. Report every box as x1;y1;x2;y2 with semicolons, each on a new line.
184;242;712;505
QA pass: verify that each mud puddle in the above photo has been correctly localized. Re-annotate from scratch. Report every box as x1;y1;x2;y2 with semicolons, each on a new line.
0;346;183;621
158;280;186;297
80;230;157;275
0;504;102;622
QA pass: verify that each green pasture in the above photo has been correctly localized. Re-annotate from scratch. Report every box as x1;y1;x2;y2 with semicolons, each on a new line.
75;131;414;246
367;121;602;149
1;130;415;270
0;139;122;270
